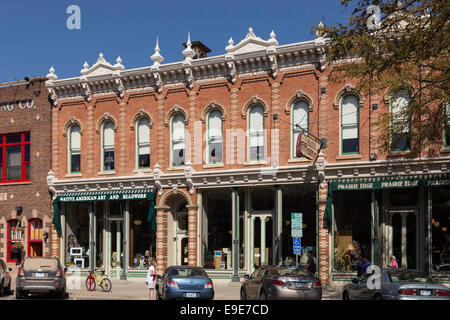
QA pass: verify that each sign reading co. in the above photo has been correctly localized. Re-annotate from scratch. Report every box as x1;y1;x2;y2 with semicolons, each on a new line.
0;98;35;112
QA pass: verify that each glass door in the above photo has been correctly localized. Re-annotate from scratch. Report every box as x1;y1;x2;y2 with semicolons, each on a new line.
385;210;418;269
176;211;188;265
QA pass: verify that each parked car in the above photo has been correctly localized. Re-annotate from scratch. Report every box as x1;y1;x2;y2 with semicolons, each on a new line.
0;259;12;297
240;266;322;300
342;268;450;300
16;257;67;299
155;266;214;300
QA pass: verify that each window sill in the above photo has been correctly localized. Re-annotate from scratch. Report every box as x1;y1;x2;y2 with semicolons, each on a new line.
0;181;31;186
65;173;82;178
244;161;267;166
133;169;152;174
336;154;362;161
166;166;185;171
203;163;224;169
288;158;311;163
387;151;410;157
98;171;116;175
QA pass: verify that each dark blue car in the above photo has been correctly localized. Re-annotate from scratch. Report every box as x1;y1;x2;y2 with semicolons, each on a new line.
156;266;214;300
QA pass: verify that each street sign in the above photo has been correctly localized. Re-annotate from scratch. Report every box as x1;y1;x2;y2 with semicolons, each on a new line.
291;212;303;237
293;237;301;254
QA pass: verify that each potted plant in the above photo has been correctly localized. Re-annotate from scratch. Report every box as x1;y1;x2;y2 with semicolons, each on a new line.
11;242;24;252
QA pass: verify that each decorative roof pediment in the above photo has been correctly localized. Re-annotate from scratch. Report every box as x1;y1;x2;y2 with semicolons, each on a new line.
226;27;278;55
80;53;124;77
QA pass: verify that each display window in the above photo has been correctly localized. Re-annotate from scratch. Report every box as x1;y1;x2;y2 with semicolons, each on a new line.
333;191;372;272
281;184;317;265
0;132;30;183
431;187;450;273
64;202;91;268
202;189;233;270
7;219;24;263
129;199;156;269
28;218;43;257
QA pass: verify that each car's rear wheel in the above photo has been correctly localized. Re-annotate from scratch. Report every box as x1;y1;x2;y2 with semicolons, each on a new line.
373;293;383;300
240;288;246;300
343;291;350;300
100;278;112;292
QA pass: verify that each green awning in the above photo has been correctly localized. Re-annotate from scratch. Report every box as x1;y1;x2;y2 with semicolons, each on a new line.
324;174;450;232
52;189;155;233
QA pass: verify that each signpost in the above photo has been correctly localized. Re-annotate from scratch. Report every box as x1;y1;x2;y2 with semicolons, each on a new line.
291;213;303;266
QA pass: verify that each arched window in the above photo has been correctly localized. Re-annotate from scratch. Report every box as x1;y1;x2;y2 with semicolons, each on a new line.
248;105;265;161
207;110;223;164
69;125;81;173
28;218;43;257
292;100;309;158
137;118;150;169
102;121;115;171
391;90;411;151
7;219;23;262
171;114;185;166
341;94;359;154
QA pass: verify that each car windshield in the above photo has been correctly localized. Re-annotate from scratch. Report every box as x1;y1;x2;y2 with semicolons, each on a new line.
273;267;311;277
169;268;206;277
24;258;58;270
387;271;432;283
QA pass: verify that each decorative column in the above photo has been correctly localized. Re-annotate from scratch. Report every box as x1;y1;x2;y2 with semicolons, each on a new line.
121;200;129;280
231;188;240;282
186;204;199;266
401;213;407;268
116;221;121;278
89;202;95;274
155;205;170;275
274;186;282;265
260;217;266;265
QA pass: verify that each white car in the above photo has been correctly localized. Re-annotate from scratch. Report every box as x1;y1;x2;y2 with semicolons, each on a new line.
0;259;12;296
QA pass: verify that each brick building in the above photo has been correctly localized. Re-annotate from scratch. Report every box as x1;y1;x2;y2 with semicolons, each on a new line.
0;78;53;270
46;27;450;285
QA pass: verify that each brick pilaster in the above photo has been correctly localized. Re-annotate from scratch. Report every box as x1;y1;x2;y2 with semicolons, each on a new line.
155;205;169;274
318;183;330;285
186;205;199;266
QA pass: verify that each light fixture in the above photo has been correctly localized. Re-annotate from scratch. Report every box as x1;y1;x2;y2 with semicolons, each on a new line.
320;88;326;94
370;153;378;161
16;206;23;216
134;220;142;226
43;231;49;242
372;103;378;111
442;226;447;232
273;113;278;120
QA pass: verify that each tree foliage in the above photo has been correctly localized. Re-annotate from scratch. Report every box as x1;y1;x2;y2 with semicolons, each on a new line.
317;0;449;157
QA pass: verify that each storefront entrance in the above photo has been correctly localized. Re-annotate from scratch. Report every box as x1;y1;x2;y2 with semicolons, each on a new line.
250;214;273;269
384;209;420;269
175;210;188;266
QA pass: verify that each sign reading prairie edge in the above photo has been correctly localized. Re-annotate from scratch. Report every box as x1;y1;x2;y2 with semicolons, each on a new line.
296;133;321;160
330;178;450;191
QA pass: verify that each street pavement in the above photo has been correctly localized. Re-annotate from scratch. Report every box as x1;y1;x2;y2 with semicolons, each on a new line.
0;276;342;300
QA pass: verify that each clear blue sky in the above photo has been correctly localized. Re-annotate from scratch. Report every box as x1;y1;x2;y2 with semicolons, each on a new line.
0;0;354;83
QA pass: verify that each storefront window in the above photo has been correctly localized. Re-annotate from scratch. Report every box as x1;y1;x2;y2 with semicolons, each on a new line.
432;187;450;273
333;191;371;272
281;184;316;264
202;189;232;270
28;219;43;257
7;219;24;263
129;199;156;269
251;188;274;211
65;202;90;268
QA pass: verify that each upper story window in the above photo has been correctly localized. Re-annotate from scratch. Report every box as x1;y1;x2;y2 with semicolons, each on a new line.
0;132;30;183
445;103;450;148
171;114;185;166
102;121;115;171
391;90;411;151
248;105;265;162
69;125;81;173
207;110;223;164
292;100;309;158
340;94;359;154
137;118;150;169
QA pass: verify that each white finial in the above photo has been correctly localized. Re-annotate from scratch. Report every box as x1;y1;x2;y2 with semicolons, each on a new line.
46;66;58;80
116;56;122;64
249;26;253;33
99;52;103;58
182;32;196;63
228;37;234;46
151;36;164;67
270;30;276;39
187;31;191;46
83;61;89;69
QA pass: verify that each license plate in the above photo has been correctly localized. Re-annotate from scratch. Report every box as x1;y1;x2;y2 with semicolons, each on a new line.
184;292;198;298
420;290;431;296
34;273;46;277
295;283;305;288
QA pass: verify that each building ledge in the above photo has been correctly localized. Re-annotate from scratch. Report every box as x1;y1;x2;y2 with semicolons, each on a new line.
203;163;224;169
0;181;31;186
65;173;82;178
98;171;116;176
244;161;267;166
288;157;311;163
132;169;152;174
336;154;362;161
166;166;185;171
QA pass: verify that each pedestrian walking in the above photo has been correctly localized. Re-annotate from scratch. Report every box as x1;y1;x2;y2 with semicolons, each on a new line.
146;258;157;300
305;250;316;275
357;256;371;277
